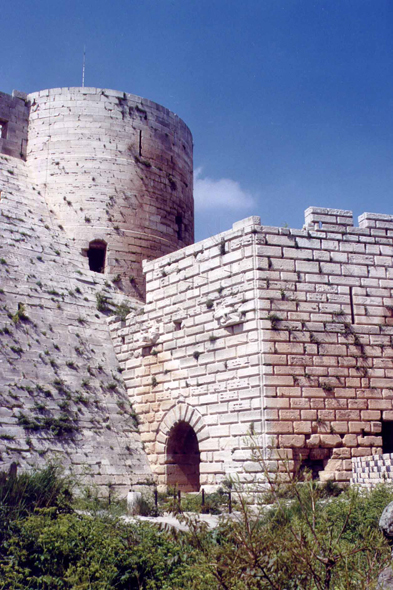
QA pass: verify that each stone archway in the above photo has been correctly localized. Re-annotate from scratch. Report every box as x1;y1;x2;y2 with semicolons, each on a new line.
166;421;200;491
155;403;209;491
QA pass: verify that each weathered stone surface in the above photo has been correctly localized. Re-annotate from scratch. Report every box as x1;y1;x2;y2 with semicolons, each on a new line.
377;567;393;589
380;502;393;539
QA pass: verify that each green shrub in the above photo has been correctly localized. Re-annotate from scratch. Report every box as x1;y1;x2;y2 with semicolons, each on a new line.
1;464;393;590
184;472;393;590
0;509;213;589
96;292;111;313
11;303;28;324
114;302;131;320
0;463;74;551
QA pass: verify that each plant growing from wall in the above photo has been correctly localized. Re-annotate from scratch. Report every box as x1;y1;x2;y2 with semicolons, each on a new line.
267;313;281;330
167;174;177;190
320;381;335;393
17;412;79;437
114;303;130;320
11;303;28;324
96;292;111;313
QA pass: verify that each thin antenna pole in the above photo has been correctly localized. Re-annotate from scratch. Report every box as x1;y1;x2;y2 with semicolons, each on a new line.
82;46;86;87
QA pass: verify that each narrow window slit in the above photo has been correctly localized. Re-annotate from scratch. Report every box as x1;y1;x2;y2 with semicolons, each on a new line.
139;130;142;157
349;287;355;324
175;214;183;241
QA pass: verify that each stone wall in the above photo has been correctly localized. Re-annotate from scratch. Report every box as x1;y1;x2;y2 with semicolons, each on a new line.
352;453;393;487
258;206;388;484
109;216;262;491
110;208;393;490
0;84;197;495
0;91;29;160
0;152;152;496
26;87;194;299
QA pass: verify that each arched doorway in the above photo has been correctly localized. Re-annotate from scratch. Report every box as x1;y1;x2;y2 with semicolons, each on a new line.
166;421;200;491
87;240;107;273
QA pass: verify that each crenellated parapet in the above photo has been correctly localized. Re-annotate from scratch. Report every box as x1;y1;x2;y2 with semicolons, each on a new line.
110;208;393;490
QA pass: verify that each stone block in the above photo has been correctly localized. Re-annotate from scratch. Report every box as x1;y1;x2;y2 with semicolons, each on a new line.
320;435;342;448
279;435;305;448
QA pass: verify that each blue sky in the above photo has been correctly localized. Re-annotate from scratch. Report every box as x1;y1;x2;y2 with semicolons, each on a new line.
2;0;393;241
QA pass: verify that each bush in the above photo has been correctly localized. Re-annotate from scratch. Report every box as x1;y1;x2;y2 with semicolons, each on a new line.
0;462;73;519
2;463;393;589
183;468;393;589
114;302;131;320
0;511;213;589
0;463;74;562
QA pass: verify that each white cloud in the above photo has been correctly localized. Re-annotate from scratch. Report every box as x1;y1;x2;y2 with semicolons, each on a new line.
194;167;255;211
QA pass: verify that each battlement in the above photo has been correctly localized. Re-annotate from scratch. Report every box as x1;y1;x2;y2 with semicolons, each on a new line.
305;207;393;235
304;207;354;231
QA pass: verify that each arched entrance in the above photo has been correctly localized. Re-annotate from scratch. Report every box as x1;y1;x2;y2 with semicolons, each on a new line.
166;421;200;491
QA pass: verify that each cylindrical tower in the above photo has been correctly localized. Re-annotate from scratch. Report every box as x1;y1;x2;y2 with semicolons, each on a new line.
26;87;194;298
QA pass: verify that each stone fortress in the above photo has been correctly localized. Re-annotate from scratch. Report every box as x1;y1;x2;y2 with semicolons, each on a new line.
1;86;393;494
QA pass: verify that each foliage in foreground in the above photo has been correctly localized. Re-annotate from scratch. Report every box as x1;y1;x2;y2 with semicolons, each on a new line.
0;464;212;590
1;463;393;589
185;480;393;590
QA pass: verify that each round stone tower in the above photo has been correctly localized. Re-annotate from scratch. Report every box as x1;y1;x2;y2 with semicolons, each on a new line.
26;87;194;298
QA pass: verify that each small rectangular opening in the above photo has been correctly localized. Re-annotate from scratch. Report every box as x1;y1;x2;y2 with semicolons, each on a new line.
382;421;393;454
88;240;107;273
0;120;8;139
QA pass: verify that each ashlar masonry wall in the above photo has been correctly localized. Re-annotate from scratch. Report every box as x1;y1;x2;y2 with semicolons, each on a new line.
351;453;393;487
258;207;390;484
110;216;263;491
110;207;393;490
26;87;194;299
0;91;29;160
0;152;152;496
